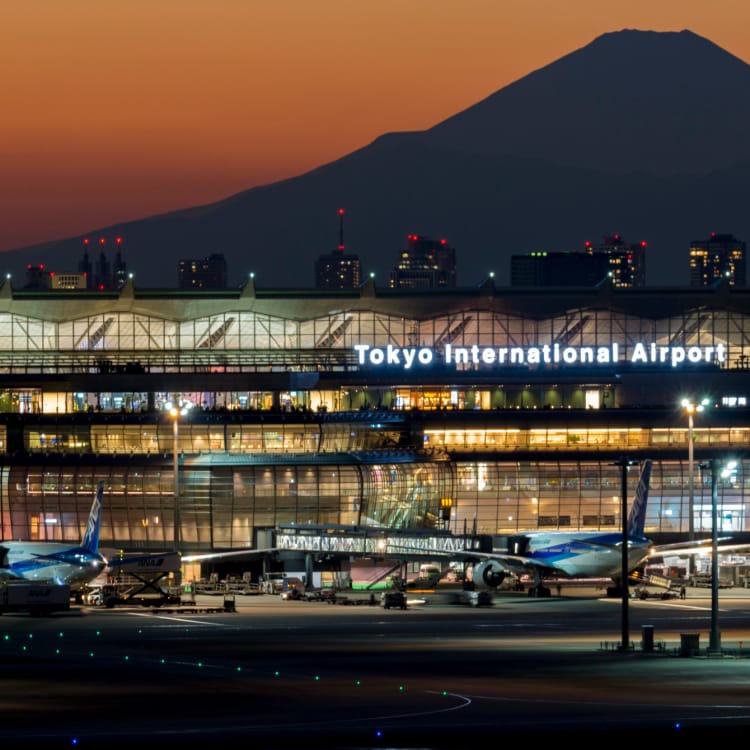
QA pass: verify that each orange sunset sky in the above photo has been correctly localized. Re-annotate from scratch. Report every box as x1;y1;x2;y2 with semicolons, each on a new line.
2;0;749;253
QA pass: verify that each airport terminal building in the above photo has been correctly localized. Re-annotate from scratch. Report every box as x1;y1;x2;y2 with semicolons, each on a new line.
0;276;748;575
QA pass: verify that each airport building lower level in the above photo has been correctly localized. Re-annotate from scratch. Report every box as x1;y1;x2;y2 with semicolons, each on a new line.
0;278;748;580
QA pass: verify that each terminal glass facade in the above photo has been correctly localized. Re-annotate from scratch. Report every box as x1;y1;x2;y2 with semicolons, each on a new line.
0;282;747;555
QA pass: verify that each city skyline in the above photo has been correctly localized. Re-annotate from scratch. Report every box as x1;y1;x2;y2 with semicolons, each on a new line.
18;228;746;291
2;1;750;257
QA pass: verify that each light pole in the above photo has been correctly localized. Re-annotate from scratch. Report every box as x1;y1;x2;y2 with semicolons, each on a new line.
614;457;636;652
682;398;708;540
709;459;720;655
168;401;189;552
702;458;737;656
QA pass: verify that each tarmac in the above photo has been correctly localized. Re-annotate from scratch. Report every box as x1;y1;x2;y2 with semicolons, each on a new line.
4;581;750;747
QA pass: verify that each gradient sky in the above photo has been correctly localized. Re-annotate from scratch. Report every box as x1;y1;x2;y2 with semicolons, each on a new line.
2;0;749;253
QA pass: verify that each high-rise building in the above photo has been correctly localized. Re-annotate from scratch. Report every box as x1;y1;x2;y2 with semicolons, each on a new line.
79;239;92;287
178;253;228;290
50;272;87;290
94;237;110;290
23;264;51;290
22;265;87;290
314;209;362;289
511;251;610;287
584;235;647;288
511;235;646;288
689;232;746;287
112;237;128;290
80;236;128;290
389;234;456;289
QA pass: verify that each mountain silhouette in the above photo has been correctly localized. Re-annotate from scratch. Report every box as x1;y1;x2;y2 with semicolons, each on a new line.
5;28;750;289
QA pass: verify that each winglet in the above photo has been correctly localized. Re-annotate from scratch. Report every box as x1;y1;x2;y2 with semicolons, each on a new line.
81;480;104;552
627;459;652;538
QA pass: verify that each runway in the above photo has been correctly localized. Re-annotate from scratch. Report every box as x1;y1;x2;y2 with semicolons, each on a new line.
3;587;750;748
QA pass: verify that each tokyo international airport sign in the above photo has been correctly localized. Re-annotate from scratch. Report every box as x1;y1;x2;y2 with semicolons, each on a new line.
353;342;727;371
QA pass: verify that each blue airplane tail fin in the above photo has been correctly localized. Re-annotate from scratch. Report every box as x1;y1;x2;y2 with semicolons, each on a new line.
627;459;652;538
81;480;104;552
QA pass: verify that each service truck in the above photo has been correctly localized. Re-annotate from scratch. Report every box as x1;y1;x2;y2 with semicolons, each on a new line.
0;582;71;615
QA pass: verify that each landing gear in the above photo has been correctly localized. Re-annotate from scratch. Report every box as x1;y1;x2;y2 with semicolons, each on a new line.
526;571;552;597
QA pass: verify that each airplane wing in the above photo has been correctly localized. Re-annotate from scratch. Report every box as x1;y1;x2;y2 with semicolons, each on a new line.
101;547;279;570
649;540;750;558
180;547;279;563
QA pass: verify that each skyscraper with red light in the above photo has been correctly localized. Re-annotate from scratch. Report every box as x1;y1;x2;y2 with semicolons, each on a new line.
389;234;456;289
79;236;128;290
689;233;746;287
314;209;362;289
584;235;647;288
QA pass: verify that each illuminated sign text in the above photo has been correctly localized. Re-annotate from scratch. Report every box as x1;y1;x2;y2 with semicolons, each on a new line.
353;342;726;370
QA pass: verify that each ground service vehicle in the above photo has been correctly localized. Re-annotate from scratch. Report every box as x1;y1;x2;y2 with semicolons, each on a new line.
381;591;407;609
0;582;71;615
262;574;306;597
103;586;181;608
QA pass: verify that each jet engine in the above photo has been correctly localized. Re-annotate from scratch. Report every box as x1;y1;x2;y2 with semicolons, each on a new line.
472;559;506;589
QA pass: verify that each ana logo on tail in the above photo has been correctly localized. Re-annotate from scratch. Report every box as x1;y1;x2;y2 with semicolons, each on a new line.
81;481;104;552
627;459;652;539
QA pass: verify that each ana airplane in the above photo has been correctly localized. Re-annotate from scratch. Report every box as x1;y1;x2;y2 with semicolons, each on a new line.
460;458;750;596
469;459;657;597
0;480;108;590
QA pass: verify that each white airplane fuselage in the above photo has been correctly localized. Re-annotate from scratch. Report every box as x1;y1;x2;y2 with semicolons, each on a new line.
1;542;107;588
519;531;652;579
472;531;653;589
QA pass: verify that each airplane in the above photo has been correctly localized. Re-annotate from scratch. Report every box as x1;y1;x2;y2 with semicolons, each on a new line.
0;480;108;591
457;458;750;597
466;459;659;597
